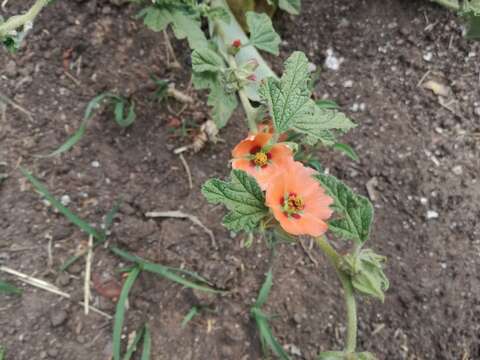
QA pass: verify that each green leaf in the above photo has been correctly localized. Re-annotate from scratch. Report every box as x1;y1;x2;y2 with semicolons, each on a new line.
259;51;313;132
317;351;345;360
246;11;281;55
139;6;171;31
123;326;145;360
333;143;359;162
341;249;389;302
110;247;223;294
255;270;273;308
170;8;208;49
202;170;268;232
60;200;120;272
38;92;119;157
292;106;356;142
316;99;339;109
204;6;231;23
315;174;373;245
114;100;136;128
191;48;225;73
465;11;480;39
113;267;141;360
137;5;208;48
278;0;301;14
181;306;199;328
21;168;104;241
0;346;5;360
207;82;238;128
251;308;291;360
141;326;151;360
0;280;22;295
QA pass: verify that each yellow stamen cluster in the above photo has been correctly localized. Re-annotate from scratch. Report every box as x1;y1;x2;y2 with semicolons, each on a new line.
253;152;268;167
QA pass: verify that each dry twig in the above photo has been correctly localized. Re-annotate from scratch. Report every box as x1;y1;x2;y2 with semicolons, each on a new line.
145;210;216;248
84;235;93;315
0;265;112;319
179;154;193;190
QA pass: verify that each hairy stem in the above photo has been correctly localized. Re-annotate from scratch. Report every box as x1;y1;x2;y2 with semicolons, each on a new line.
431;0;460;11
315;235;357;353
0;0;50;37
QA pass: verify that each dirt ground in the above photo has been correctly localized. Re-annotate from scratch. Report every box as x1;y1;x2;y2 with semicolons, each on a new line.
1;0;480;359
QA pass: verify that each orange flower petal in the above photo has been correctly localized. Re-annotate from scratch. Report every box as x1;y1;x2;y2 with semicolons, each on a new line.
265;161;333;237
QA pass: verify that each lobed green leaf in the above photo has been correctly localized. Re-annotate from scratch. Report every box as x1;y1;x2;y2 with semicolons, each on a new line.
246;11;281;55
259;51;313;133
202;170;268;232
0;280;22;295
315;174;373;245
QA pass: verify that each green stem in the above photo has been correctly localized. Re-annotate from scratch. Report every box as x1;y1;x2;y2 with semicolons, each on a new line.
315;236;357;353
431;0;460;11
0;0;50;37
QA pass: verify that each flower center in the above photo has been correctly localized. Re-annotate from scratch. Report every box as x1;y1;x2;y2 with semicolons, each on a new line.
280;192;305;218
253;152;268;167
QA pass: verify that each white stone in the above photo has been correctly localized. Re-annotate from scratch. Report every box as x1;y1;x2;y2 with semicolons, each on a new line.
91;161;100;168
60;195;71;206
426;210;439;219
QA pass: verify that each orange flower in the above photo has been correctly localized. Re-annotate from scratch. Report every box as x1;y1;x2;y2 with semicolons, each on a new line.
232;132;293;190
256;119;288;142
265;161;333;236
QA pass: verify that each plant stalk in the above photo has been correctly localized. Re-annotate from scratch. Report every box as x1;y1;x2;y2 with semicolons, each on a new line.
315;235;357;353
431;0;460;11
0;0;50;37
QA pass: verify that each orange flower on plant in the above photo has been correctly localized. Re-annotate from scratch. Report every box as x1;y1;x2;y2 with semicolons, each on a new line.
265;161;333;237
232;132;293;190
256;119;288;142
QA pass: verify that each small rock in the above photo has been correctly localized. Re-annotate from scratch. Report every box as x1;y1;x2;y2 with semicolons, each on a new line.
60;195;71;206
56;273;71;287
426;210;439;220
423;52;433;62
324;48;342;71
40;351;47;359
5;60;18;77
91;161;100;168
452;165;463;176
50;310;68;327
52;224;74;241
47;348;59;358
293;313;302;324
420;197;428;205
474;106;480;117
343;80;353;88
68;263;83;275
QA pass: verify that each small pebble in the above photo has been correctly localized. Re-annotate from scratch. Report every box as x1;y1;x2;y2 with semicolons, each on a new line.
451;165;463;176
423;52;433;62
91;161;100;168
324;48;342;71
50;310;68;327
60;195;71;206
426;210;439;220
343;80;353;88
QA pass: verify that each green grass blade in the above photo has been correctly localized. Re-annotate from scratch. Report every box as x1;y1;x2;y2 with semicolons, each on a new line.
60;200;120;271
0;280;22;295
181;306;199;328
122;326;145;360
252;308;291;360
113;267;141;360
21;168;103;240
39;92;117;157
141;325;151;360
255;269;273;308
110;247;224;294
0;346;5;360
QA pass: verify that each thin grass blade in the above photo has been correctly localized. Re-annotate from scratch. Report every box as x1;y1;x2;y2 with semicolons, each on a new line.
110;247;223;294
181;306;199;328
122;326;145;360
0;280;22;295
255;269;273;308
113;266;141;360
141;325;151;360
252;307;291;360
21;168;103;240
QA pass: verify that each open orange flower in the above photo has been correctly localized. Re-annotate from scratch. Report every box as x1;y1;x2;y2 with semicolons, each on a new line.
232;132;293;190
265;161;333;236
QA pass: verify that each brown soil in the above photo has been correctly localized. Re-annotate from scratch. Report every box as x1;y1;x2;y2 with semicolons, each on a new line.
1;0;480;359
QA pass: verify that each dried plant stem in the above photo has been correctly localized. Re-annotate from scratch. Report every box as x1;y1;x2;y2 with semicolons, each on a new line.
315;235;357;353
0;265;112;319
179;154;193;189
84;235;94;315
